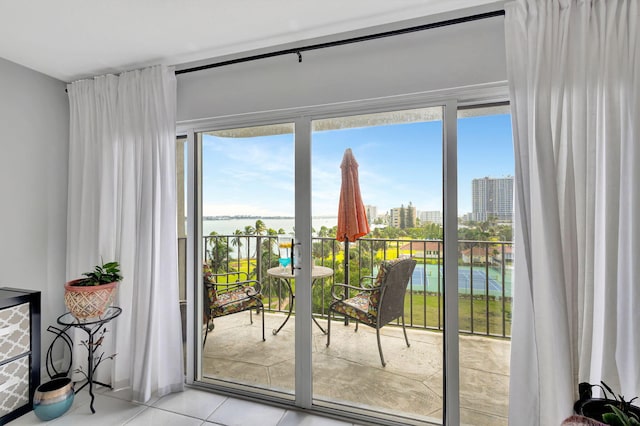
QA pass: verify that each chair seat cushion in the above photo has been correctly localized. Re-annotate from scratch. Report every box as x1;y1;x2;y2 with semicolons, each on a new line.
211;287;262;317
332;294;376;325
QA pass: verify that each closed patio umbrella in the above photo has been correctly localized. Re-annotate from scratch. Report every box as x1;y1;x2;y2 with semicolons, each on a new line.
337;148;370;286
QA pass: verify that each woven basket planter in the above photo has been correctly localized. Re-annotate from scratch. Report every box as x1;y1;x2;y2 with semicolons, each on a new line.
64;279;118;319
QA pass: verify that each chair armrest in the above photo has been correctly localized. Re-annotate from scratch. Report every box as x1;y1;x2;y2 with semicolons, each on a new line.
207;271;250;282
359;275;377;288
215;280;262;294
330;282;380;300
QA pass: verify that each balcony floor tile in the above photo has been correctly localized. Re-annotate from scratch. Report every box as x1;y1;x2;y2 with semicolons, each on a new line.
200;312;510;425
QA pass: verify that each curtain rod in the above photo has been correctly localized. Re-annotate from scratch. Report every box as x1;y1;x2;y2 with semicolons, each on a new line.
175;9;505;75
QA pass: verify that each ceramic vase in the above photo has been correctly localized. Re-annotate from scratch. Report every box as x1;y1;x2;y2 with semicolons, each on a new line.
64;279;118;319
33;377;74;421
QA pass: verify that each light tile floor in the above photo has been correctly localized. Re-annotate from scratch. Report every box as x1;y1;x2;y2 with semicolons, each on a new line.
9;386;355;426
9;313;509;426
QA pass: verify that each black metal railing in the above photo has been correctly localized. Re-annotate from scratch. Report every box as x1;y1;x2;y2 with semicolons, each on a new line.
195;234;513;338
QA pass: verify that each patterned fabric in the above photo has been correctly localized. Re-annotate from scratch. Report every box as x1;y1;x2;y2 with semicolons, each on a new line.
203;270;218;304
0;356;29;416
0;303;30;362
333;257;409;324
203;267;262;318
210;287;262;317
332;294;375;325
365;257;406;318
561;416;606;426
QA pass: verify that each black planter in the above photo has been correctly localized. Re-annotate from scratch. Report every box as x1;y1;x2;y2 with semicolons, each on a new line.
575;398;640;422
574;382;640;422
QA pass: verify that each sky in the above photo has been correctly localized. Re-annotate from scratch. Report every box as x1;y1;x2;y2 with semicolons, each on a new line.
200;111;513;218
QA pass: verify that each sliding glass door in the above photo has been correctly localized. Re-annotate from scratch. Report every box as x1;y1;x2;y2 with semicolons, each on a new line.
185;96;513;425
196;123;297;398
310;107;445;424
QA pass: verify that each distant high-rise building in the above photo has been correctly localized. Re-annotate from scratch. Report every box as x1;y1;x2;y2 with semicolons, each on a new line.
365;205;377;225
389;208;401;228
419;210;442;225
472;176;514;222
390;204;416;228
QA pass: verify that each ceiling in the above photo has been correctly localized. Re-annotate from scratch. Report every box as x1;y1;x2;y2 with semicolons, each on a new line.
0;0;499;83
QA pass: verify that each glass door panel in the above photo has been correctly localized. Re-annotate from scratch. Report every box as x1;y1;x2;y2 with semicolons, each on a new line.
197;123;296;397
177;136;188;371
457;105;513;425
311;107;445;423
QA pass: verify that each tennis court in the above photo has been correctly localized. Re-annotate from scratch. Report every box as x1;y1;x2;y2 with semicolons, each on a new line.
456;269;502;293
409;264;506;296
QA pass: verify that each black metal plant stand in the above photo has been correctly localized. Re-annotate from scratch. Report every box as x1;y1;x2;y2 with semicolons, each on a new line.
55;306;121;413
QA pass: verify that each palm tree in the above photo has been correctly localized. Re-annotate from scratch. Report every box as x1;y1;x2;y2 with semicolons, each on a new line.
231;229;244;268
318;226;330;238
231;229;244;250
206;231;231;273
243;225;255;236
248;221;267;261
255;220;266;236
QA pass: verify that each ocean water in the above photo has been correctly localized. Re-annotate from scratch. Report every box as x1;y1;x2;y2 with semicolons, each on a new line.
202;217;337;258
203;217;337;237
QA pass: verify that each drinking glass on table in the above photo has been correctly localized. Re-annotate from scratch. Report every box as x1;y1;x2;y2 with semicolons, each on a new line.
278;236;293;271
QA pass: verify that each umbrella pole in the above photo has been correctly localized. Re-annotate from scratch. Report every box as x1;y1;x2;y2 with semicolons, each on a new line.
344;238;350;326
344;238;349;286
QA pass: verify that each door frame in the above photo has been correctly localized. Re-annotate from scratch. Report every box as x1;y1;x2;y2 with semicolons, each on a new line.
178;82;509;425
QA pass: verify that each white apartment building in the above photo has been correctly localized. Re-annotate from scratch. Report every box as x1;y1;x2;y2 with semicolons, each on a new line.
389;205;416;228
472;176;514;222
364;205;377;225
418;210;442;225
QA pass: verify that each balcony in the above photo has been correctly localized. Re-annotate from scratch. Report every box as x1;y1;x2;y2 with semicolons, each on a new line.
183;234;512;425
200;235;512;338
202;312;510;425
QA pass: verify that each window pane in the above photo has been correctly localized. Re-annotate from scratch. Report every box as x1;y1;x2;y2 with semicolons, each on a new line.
197;123;296;398
457;105;513;425
311;107;445;424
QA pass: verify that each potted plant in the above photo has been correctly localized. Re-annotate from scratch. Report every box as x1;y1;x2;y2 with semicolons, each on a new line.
575;381;640;425
603;405;640;426
64;261;123;319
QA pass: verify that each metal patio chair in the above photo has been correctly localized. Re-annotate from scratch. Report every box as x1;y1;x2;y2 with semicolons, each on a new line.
326;257;417;367
203;268;265;346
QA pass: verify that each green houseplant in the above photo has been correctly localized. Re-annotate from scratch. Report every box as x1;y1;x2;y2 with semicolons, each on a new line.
575;381;640;425
64;261;123;319
603;404;640;426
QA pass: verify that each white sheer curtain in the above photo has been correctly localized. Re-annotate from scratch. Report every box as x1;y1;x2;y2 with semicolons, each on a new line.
505;1;640;424
66;65;184;402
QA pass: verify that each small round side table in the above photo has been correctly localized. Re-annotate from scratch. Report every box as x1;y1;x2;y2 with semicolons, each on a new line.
56;306;121;413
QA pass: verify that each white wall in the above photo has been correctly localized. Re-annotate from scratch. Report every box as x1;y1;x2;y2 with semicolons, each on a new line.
0;57;69;367
177;16;506;121
0;12;505;375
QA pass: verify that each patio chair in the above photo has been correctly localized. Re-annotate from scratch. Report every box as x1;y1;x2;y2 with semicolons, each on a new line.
326;257;417;367
203;269;265;346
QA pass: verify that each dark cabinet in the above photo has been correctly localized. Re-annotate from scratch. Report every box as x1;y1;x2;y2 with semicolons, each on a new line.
0;288;40;425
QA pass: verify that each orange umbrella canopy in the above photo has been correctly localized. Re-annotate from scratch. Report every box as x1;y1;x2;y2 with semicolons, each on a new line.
337;148;370;242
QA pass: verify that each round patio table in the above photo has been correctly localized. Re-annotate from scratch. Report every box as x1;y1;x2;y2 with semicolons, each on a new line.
267;265;333;335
